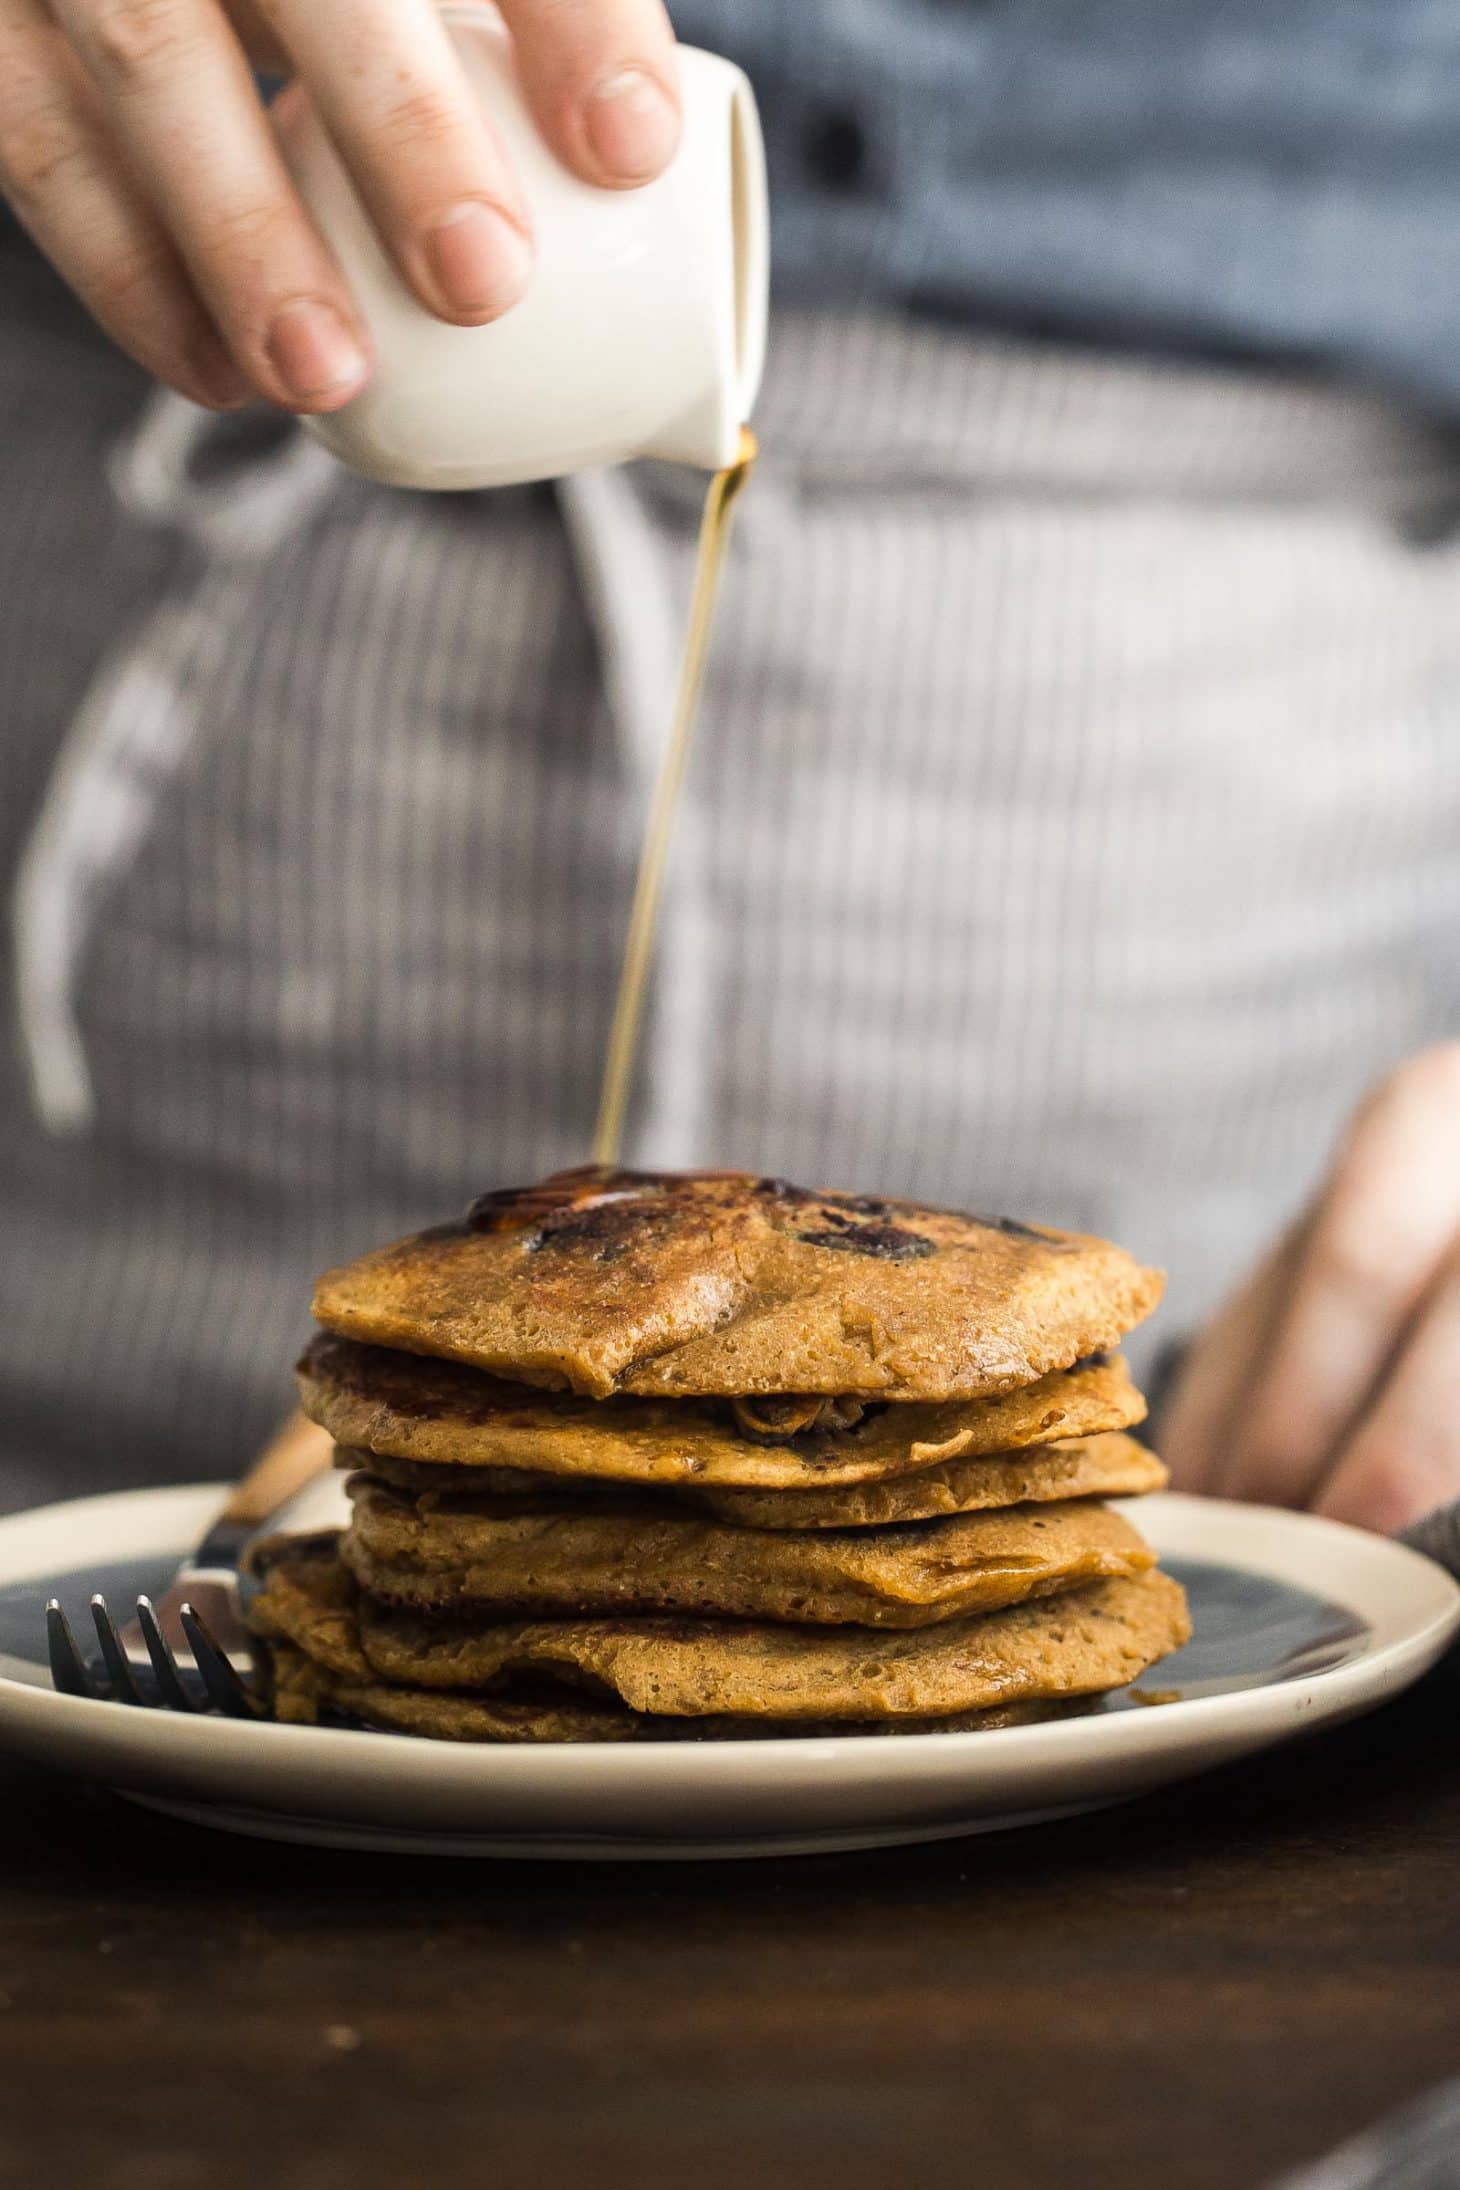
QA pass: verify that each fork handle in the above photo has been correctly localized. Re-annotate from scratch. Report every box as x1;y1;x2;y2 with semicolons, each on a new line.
193;1409;335;1569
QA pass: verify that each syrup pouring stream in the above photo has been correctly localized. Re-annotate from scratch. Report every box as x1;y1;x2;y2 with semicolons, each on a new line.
591;425;758;1166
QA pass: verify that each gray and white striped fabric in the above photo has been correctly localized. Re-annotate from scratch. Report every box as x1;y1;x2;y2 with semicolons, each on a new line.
5;273;1460;1510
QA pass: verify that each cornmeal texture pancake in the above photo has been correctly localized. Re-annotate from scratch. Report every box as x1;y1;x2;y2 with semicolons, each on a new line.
357;1568;1188;1719
299;1334;1146;1488
265;1640;1082;1741
310;1168;1164;1400
351;1430;1167;1530
253;1543;1088;1741
267;1636;641;1741
341;1477;1155;1626
695;1431;1166;1528
305;1565;1191;1720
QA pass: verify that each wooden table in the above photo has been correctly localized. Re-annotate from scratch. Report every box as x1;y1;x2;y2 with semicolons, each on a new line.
3;1649;1456;2190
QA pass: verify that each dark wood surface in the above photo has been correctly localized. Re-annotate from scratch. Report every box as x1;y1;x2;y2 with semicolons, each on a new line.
2;1653;1457;2190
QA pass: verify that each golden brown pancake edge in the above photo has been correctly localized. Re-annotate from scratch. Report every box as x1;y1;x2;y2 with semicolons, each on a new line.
340;1479;1157;1627
298;1333;1147;1489
248;1535;1190;1723
346;1428;1167;1529
264;1634;1091;1743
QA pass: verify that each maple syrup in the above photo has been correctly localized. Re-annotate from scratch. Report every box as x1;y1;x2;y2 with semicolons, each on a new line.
590;426;758;1165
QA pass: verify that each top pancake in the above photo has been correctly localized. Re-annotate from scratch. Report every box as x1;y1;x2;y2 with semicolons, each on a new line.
311;1168;1164;1401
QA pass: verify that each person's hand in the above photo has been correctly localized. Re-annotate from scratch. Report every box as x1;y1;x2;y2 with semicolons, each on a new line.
0;0;681;411
1163;1044;1460;1535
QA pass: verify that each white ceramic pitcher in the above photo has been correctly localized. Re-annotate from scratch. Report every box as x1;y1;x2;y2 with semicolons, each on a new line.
279;7;769;489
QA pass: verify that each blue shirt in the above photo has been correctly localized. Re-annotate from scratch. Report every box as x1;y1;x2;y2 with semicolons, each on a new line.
670;0;1460;413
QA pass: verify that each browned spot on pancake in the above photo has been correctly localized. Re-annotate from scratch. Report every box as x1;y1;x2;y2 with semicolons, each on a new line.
312;1170;1166;1403
972;1214;1065;1244
468;1166;764;1239
752;1177;816;1205
796;1190;897;1218
467;1169;647;1237
523;1199;688;1264
798;1224;936;1262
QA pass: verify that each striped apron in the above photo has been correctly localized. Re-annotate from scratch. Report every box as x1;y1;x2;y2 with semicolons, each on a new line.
5;281;1460;1506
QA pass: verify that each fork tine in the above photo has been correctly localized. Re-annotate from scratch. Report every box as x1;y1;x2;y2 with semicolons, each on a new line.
136;1595;195;1713
46;1600;100;1700
90;1595;143;1705
180;1602;257;1719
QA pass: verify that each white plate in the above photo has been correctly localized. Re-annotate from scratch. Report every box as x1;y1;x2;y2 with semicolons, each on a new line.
0;1484;1453;1860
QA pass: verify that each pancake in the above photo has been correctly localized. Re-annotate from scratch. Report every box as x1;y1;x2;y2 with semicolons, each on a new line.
248;1535;1189;1721
266;1634;646;1741
251;1546;670;1738
357;1570;1189;1719
311;1168;1164;1400
701;1431;1166;1528
341;1476;1156;1626
264;1632;1084;1742
299;1334;1146;1489
251;1540;1086;1739
353;1430;1167;1531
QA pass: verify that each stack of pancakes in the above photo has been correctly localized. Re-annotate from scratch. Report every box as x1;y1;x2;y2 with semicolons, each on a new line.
249;1170;1190;1741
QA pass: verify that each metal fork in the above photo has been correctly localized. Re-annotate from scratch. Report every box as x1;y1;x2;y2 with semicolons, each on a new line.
43;1409;334;1717
46;1593;258;1716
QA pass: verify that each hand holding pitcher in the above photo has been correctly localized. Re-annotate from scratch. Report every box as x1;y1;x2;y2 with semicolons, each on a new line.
283;12;767;486
0;0;690;414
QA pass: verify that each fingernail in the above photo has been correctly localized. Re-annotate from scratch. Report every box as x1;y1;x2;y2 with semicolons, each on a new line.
264;299;368;406
584;67;681;181
422;201;532;319
191;338;252;412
